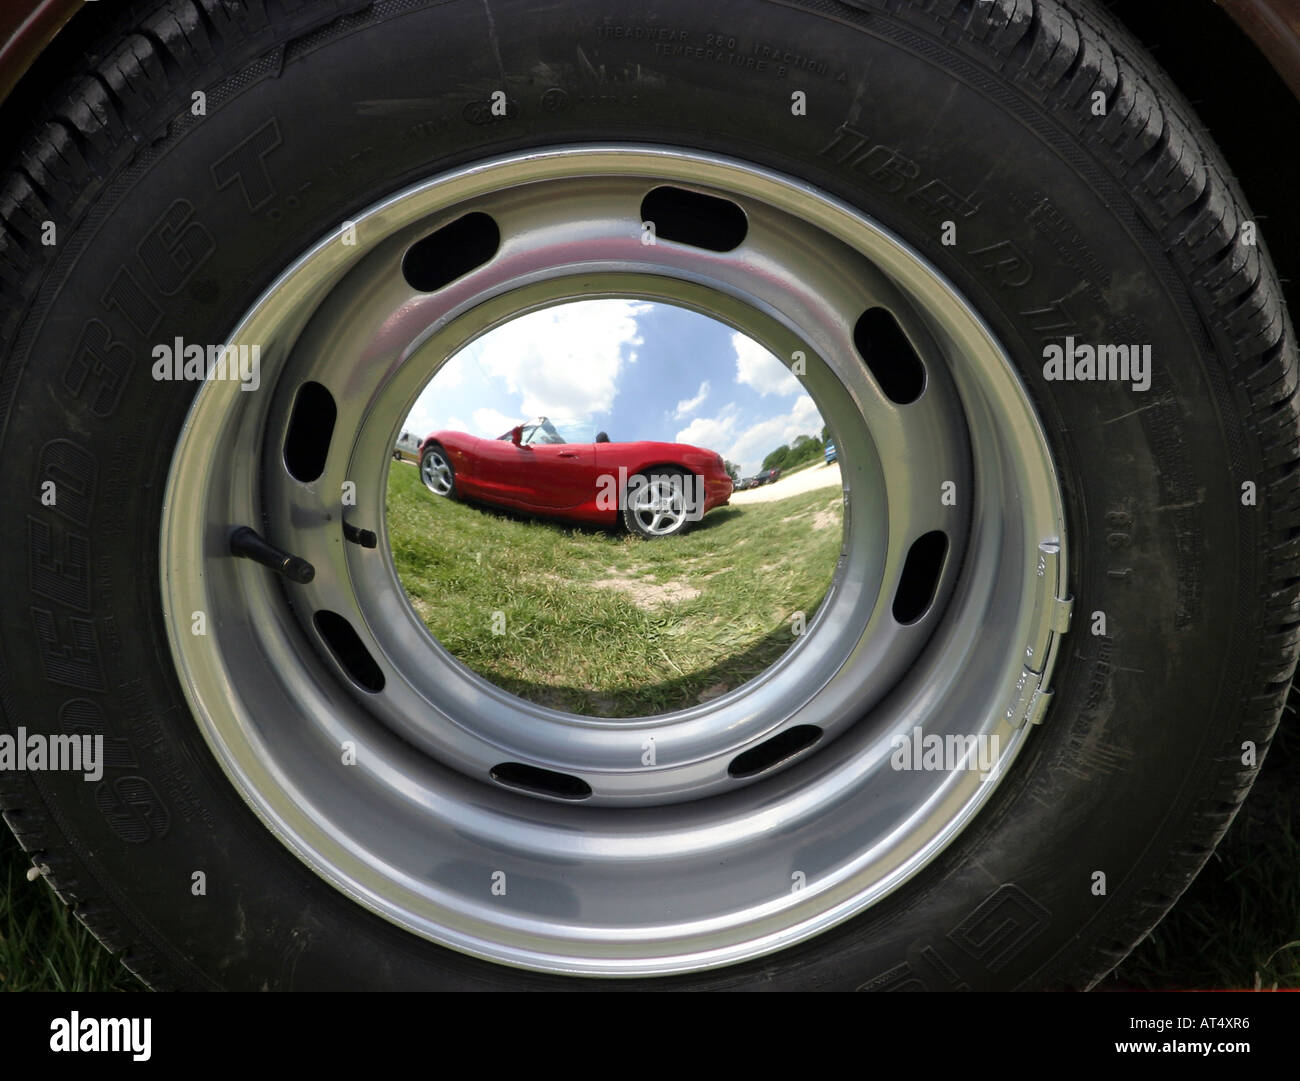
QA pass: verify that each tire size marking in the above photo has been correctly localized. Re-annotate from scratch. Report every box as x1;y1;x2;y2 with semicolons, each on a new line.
35;184;233;843
855;884;1051;990
591;22;838;79
817;123;983;221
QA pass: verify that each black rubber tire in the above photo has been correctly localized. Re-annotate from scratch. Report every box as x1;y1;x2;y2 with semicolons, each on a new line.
1;0;1297;990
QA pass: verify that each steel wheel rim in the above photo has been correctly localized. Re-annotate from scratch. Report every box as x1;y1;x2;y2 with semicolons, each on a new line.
420;448;453;496
159;146;1069;976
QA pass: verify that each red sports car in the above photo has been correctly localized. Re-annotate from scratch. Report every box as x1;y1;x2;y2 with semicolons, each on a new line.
418;417;732;537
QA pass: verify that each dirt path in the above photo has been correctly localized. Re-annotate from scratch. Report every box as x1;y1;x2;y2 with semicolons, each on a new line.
729;462;842;504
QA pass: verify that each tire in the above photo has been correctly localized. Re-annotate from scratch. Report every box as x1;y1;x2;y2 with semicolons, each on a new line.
621;469;695;538
1;0;1297;990
420;445;456;498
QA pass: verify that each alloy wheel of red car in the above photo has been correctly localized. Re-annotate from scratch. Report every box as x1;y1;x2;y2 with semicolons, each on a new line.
419;445;456;498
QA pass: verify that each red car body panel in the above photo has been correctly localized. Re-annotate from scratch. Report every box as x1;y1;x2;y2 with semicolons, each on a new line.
422;430;733;525
460;435;599;511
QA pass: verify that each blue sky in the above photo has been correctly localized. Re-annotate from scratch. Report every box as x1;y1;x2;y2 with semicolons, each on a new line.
401;300;826;475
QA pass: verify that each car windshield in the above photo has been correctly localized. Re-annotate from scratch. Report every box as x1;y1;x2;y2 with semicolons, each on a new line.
499;418;600;445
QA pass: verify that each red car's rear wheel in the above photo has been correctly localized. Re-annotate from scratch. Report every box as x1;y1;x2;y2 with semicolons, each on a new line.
419;445;456;498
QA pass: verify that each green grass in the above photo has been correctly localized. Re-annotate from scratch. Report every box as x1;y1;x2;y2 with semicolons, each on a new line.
386;460;843;716
774;456;828;480
0;852;141;991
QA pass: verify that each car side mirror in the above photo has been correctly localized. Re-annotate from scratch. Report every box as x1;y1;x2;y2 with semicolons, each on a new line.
510;425;525;446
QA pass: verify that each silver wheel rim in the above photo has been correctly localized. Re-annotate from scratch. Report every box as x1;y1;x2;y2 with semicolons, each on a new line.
629;474;689;536
159;146;1069;976
420;447;453;496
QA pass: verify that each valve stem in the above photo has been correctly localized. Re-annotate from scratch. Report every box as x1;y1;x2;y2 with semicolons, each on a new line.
229;526;315;584
343;521;377;549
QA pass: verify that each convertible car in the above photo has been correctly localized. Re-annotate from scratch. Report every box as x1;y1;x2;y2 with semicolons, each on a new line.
418;417;733;537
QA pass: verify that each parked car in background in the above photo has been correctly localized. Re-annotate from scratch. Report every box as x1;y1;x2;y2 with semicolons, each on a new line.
824;440;837;464
393;430;422;462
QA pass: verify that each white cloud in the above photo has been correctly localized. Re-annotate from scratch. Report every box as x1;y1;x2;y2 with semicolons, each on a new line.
402;398;444;440
734;332;799;397
471;407;520;438
679;395;822;475
673;380;710;419
401;298;648;441
430;353;466;389
675;405;737;454
473;300;649;420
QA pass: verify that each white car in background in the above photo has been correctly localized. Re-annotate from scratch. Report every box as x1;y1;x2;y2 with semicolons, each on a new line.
393;431;422;463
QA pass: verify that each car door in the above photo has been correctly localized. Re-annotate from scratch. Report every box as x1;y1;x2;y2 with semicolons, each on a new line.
513;440;597;509
469;432;596;510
